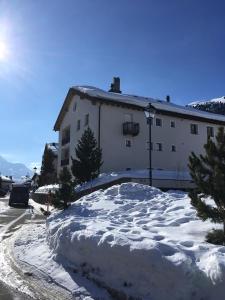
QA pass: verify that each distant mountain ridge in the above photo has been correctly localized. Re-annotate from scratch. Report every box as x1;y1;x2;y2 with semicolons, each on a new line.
188;96;225;115
0;155;32;180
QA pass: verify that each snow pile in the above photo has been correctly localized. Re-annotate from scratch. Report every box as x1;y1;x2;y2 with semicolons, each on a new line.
34;184;59;194
14;224;111;298
46;183;225;300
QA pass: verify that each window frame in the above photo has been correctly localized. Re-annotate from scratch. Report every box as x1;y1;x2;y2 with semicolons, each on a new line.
171;121;175;128
156;118;162;127
73;102;77;112
207;126;214;138
156;142;162;151
190;123;198;135
171;145;176;152
77;119;81;131
125;139;132;148
84;113;89;126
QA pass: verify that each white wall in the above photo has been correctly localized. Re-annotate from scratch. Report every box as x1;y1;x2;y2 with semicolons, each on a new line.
57;95;221;176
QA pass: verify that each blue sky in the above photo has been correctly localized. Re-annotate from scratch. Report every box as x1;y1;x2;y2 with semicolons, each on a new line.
0;0;225;171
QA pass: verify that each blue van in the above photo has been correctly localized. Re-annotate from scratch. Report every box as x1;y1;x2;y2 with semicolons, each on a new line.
9;184;29;207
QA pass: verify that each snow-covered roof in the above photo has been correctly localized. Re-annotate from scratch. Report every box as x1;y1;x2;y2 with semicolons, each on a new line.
189;96;225;106
46;143;59;155
0;175;14;183
54;86;225;130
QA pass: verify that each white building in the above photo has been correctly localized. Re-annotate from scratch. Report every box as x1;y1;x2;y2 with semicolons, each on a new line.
0;175;14;191
54;78;225;181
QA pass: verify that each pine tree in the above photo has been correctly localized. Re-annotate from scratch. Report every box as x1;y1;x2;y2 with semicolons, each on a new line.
52;167;74;209
71;127;103;184
39;144;57;186
189;127;225;244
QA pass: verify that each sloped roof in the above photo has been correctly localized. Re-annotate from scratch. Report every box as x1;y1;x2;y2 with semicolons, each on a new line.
54;86;225;131
0;175;14;183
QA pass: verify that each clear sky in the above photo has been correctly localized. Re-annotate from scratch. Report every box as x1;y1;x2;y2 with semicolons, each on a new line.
0;0;225;170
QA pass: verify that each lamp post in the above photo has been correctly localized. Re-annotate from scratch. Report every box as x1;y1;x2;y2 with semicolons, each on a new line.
144;103;156;186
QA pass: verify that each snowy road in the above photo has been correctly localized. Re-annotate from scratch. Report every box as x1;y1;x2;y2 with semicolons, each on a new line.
0;196;33;299
0;197;63;300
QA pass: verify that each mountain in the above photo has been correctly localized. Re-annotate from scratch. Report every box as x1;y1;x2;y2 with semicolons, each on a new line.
188;96;225;115
0;155;32;180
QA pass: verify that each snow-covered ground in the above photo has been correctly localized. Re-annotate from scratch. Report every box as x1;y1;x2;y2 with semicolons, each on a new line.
0;197;9;213
13;183;225;300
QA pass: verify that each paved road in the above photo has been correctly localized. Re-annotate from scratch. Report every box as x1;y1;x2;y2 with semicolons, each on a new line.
0;197;44;300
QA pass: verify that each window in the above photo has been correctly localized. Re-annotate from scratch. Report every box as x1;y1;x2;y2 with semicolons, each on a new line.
171;145;176;152
171;121;175;128
84;114;89;126
77;120;81;131
62;126;70;145
73;102;77;112
156;143;162;151
125;139;132;147
190;124;198;135
156;118;162;127
207;126;214;138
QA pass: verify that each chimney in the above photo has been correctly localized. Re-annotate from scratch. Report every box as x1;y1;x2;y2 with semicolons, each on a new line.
166;95;170;103
108;77;121;93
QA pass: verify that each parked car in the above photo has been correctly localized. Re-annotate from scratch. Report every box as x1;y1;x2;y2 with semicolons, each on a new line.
9;184;29;207
0;188;7;197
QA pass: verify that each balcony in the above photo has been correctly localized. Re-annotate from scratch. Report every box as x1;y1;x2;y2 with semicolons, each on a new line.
61;136;70;146
122;122;140;136
61;158;69;166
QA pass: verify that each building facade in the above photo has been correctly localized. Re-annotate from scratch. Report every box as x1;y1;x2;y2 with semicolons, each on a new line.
54;79;225;178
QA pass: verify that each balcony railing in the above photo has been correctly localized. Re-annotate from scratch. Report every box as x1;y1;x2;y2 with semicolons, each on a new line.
122;122;140;136
61;136;70;146
61;158;69;166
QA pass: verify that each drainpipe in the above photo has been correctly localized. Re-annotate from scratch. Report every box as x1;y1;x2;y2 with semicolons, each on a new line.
98;103;102;174
98;103;102;148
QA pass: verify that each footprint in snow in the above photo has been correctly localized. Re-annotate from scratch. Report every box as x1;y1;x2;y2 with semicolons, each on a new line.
157;243;177;256
180;241;194;248
153;235;164;241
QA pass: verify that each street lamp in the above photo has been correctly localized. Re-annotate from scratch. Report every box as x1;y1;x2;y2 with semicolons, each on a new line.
33;166;37;174
144;103;156;186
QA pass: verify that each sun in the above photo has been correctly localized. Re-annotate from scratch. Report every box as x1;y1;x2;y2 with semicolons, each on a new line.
0;40;9;61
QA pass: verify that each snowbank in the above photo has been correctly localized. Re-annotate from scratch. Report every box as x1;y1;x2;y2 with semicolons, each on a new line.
34;184;59;194
14;224;110;299
46;183;225;300
0;197;9;214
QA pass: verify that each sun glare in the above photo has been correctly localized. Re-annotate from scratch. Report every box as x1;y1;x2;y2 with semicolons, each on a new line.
0;40;9;61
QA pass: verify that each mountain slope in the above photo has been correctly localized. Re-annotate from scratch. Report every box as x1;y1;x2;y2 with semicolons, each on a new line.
0;155;32;180
188;96;225;115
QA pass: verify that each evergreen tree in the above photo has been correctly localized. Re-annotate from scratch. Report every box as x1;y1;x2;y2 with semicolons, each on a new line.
189;127;225;244
39;144;57;186
52;167;74;209
71;127;103;184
